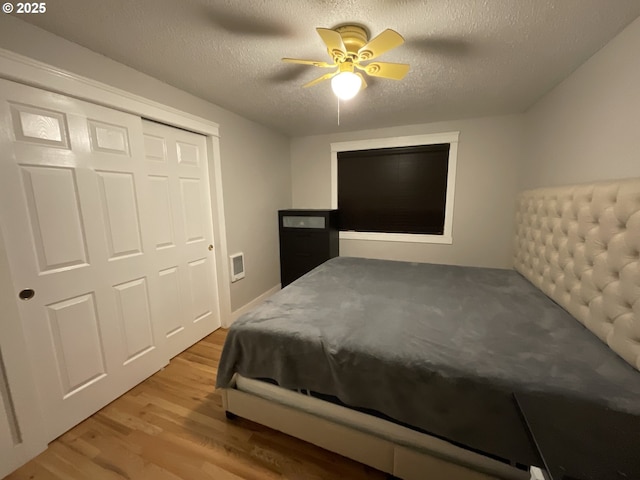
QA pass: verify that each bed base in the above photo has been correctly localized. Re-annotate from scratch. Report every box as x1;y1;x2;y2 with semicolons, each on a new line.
220;377;532;480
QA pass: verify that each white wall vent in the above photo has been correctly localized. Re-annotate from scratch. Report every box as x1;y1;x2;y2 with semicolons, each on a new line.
229;252;245;282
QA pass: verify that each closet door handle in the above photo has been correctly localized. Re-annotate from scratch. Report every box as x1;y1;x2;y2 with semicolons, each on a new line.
18;289;35;300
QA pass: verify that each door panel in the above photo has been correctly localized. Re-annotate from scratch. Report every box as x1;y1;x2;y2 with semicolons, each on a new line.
0;79;166;441
142;120;220;359
10;103;70;148
188;257;214;322
176;141;199;166
143;134;166;161
113;277;155;364
88;120;130;155
96;170;144;259
180;177;206;243
149;175;175;249
158;266;184;337
20;165;89;272
46;293;106;395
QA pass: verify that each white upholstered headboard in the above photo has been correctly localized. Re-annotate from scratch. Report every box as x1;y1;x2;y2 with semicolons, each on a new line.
514;178;640;371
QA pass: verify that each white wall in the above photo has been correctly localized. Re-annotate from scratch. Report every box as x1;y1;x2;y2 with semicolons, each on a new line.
522;16;640;189
0;15;291;312
291;115;524;268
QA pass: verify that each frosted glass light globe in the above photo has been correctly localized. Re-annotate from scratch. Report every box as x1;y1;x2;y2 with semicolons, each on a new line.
331;71;362;100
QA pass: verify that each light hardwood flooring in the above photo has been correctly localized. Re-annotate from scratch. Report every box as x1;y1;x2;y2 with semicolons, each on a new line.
5;329;386;480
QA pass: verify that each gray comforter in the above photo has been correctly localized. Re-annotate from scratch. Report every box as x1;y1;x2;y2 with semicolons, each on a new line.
216;257;640;464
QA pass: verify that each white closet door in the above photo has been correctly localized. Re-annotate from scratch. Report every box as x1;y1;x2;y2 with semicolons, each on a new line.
142;120;220;359
0;80;169;441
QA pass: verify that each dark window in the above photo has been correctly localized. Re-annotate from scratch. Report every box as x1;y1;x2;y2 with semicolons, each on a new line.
338;143;450;235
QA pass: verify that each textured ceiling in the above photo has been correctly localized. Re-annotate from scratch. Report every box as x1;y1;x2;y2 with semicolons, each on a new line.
17;0;640;136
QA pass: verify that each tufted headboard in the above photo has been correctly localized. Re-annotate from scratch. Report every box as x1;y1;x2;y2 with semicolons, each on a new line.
514;178;640;371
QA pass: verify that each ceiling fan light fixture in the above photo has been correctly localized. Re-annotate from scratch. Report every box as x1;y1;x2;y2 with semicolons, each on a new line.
331;71;362;100
283;25;408;99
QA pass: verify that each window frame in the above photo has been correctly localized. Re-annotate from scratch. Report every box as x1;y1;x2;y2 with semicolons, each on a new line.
331;132;459;244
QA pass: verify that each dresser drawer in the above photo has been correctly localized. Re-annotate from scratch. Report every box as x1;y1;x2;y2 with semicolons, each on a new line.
280;230;329;254
281;215;326;229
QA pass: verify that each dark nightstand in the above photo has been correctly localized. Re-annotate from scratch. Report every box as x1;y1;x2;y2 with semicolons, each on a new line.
278;209;338;287
515;392;640;480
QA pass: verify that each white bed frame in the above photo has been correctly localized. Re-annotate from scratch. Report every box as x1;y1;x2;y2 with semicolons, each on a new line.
221;376;531;480
221;177;640;480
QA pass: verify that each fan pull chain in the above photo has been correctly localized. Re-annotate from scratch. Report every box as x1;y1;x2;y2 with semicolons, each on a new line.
337;97;340;126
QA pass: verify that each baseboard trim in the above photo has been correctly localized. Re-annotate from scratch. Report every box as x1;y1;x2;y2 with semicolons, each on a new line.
228;284;281;326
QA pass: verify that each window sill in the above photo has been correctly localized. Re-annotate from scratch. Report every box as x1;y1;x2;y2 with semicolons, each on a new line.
339;231;453;245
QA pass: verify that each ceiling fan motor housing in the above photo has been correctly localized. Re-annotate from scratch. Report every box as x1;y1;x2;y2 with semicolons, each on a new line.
335;25;371;61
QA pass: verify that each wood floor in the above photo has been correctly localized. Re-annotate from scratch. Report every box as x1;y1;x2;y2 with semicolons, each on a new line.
5;329;386;480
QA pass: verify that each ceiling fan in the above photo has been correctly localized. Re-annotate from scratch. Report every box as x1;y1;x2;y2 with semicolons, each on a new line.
282;25;410;100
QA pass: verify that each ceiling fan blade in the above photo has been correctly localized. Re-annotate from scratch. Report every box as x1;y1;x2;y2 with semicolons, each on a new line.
316;28;347;59
282;58;335;68
303;71;338;88
362;62;410;80
356;73;368;89
358;29;405;61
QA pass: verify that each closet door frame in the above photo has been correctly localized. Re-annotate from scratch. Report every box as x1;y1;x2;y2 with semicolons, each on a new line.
0;47;232;475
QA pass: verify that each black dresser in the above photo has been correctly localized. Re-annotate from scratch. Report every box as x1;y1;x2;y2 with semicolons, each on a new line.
278;209;339;287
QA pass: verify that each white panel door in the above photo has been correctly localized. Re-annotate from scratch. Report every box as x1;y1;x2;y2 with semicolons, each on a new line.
0;80;168;441
142;120;220;359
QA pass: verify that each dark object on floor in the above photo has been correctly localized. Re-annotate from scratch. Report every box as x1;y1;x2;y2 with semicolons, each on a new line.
516;392;640;480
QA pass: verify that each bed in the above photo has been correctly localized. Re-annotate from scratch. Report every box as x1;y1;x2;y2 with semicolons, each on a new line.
216;178;640;480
